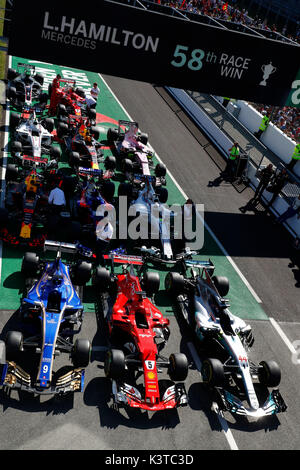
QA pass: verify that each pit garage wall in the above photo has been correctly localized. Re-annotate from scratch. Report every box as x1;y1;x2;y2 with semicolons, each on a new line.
215;96;299;176
166;87;300;238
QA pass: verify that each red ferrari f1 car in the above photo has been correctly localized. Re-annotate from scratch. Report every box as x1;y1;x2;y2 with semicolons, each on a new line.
93;253;188;411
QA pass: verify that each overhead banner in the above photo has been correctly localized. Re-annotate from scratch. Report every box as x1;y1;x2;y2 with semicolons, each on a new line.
8;0;300;106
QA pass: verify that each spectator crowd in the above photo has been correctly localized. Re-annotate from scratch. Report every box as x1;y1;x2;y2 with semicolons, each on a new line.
156;0;300;143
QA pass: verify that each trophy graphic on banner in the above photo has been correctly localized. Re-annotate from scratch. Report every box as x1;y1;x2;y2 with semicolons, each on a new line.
260;62;277;86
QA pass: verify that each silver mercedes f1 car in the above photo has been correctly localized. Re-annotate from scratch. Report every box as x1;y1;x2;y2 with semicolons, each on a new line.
165;258;287;418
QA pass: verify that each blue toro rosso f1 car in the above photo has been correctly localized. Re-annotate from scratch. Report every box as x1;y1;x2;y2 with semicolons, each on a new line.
0;240;92;397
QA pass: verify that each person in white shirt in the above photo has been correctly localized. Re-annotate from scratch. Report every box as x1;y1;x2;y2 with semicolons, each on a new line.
48;185;66;213
85;83;100;110
95;220;113;262
90;83;100;101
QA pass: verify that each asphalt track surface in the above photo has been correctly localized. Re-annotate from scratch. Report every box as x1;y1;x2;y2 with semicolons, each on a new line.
0;62;300;451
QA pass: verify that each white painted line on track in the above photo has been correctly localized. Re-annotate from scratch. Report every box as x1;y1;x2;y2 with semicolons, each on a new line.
187;341;239;451
99;74;262;304
269;317;300;363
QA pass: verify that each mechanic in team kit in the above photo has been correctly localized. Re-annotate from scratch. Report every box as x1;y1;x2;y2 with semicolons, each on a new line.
48;73;62;115
48;183;66;214
90;83;100;101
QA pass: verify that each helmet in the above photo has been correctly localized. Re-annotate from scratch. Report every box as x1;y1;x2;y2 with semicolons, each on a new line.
52;274;63;286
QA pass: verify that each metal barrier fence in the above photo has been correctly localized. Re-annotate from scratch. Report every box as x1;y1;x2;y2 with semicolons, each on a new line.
185;89;300;205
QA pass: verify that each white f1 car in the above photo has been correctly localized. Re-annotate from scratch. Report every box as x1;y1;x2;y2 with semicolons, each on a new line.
7;63;47;108
165;259;287;418
10;107;61;169
119;177;187;263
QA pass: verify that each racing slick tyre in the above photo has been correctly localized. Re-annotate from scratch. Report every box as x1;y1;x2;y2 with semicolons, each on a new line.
6;163;19;181
39;92;48;105
44;118;55;132
57;103;68;118
73;261;92;286
104;155;116;171
143;271;160;297
8;86;17;101
156;187;168;204
72;338;91;368
0;207;9;228
201;358;225;387
5;331;23;359
21;252;40;277
75;87;85;98
155;162;167;178
10;112;20;128
121;158;133;173
50;145;62;161
93;266;111;290
212;276;230;297
34;73;44;85
165;271;185;295
48;83;52;98
90;126;100;141
11;140;22;155
139;132;148;145
69;151;81;167
118;182;133;199
7;68;17;80
88;108;96;122
101;180;115;202
258;360;281;387
107;127;119;144
56;122;68;139
104;348;126;379
168;353;189;382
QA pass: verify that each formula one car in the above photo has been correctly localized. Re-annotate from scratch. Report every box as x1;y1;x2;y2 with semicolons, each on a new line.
10;107;61;169
165;259;287;418
0;240;92;396
49;78;96;122
0;167;48;246
0;166;78;247
73;167;115;241
118;177;187;263
107;120;166;185
93;252;188;411
7;63;47;108
56;115;114;171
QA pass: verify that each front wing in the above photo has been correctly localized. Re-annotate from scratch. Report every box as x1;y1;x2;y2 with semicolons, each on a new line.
111;380;188;411
215;387;287;417
0;361;85;396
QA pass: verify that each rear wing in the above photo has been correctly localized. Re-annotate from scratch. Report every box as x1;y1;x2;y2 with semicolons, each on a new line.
17;63;35;72
44;240;78;255
103;253;143;266
59;78;76;85
181;258;215;276
77;167;102;177
44;240;95;259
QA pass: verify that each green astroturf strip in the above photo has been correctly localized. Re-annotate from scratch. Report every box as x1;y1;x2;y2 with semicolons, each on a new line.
0;56;268;321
